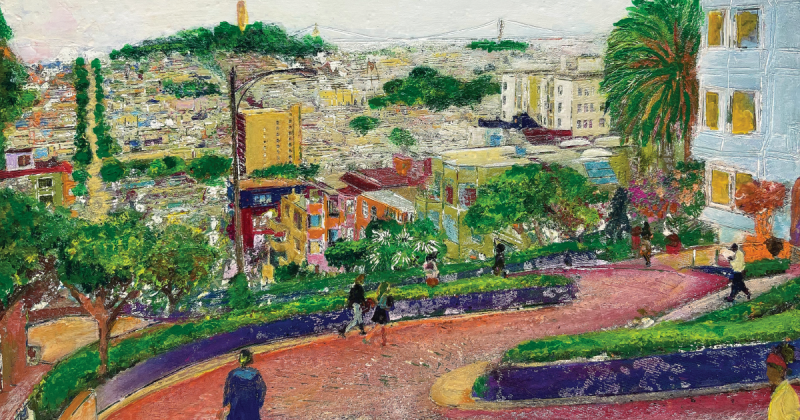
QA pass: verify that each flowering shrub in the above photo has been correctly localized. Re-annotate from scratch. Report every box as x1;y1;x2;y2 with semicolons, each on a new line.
628;161;705;221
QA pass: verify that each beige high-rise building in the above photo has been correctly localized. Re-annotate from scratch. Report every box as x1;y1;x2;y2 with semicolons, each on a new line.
237;104;302;175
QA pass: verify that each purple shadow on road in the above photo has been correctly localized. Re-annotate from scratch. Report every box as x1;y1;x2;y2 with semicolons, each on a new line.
96;284;576;412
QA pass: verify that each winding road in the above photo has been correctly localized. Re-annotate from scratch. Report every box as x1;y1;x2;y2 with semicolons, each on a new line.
104;261;734;419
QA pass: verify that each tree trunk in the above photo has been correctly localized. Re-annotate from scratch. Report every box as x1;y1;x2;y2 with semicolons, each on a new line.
97;318;110;377
0;300;28;391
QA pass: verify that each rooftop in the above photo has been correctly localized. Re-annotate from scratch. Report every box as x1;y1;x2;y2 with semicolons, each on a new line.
239;178;304;190
440;146;529;167
361;190;415;214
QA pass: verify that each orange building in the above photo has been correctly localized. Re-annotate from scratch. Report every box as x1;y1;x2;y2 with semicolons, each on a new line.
355;190;416;240
237;104;302;175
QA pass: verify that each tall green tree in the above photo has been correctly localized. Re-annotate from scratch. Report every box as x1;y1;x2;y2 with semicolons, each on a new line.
0;7;37;169
61;210;155;377
72;57;92;166
601;0;702;165
0;189;75;389
465;164;605;245
148;224;218;314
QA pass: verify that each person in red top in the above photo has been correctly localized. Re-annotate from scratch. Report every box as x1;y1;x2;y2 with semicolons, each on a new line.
767;342;795;392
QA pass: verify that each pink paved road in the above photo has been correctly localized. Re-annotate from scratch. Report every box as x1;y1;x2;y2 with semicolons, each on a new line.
107;262;732;420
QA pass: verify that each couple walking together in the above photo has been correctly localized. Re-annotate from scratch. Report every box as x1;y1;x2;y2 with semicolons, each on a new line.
338;274;394;346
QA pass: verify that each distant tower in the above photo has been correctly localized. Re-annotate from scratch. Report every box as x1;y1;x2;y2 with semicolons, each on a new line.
237;1;249;32
312;23;320;37
497;19;505;41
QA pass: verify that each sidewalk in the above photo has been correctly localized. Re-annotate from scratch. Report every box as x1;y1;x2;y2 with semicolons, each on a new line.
103;260;729;420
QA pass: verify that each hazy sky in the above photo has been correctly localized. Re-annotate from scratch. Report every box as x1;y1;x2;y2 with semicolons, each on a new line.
2;0;632;62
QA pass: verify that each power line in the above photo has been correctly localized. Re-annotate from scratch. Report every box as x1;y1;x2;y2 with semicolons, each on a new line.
504;19;565;34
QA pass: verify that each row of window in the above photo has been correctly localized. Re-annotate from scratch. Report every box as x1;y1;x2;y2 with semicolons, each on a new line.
556;118;605;129
577;103;596;113
556;86;596;97
707;8;760;49
703;89;758;135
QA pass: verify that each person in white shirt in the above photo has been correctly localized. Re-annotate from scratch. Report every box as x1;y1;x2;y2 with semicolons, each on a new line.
726;243;751;302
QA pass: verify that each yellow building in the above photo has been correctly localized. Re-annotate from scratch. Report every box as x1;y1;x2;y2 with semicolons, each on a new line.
238;104;302;175
318;89;363;107
415;146;530;260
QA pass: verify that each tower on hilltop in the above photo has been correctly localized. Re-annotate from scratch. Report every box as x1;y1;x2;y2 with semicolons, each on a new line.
237;1;249;32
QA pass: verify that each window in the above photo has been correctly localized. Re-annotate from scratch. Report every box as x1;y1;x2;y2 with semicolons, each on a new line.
584;120;589;128
575;119;581;128
362;200;368;218
309;215;321;228
445;184;454;205
557;118;562;128
328;229;339;244
590;103;595;112
503;82;508;91
584;88;589;96
309;241;322;254
458;184;477;208
38;178;53;189
707;10;725;46
589;120;593;129
294;238;301;251
294;212;303;229
735;173;753;195
39;195;54;205
711;169;731;205
731;91;757;134
576;104;581;113
370;206;377;220
428;211;440;229
17;155;31;167
253;193;271;205
577;88;582;96
599;118;605;127
443;214;458;244
705;91;720;130
557;102;562;113
558;86;563;96
502;95;506;105
735;9;760;48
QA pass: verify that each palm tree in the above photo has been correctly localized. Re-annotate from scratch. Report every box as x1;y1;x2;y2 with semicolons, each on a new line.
601;0;702;167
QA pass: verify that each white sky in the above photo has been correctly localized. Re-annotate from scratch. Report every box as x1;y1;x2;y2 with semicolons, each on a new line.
2;0;632;62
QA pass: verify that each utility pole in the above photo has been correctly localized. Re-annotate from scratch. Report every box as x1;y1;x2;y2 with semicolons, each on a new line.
230;67;245;274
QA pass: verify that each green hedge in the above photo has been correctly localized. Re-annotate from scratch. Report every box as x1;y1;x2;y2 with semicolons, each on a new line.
503;276;800;365
745;258;791;279
29;272;569;420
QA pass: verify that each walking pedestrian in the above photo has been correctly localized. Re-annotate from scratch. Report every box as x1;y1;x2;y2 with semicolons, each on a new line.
640;233;653;267
339;274;367;337
493;242;506;277
366;282;394;346
424;253;439;287
725;243;751;302
221;349;267;420
767;342;799;419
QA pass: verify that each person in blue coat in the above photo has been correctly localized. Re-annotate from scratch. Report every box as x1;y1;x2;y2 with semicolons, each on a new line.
222;349;267;420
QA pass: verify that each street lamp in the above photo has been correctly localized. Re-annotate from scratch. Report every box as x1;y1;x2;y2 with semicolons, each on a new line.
229;66;317;274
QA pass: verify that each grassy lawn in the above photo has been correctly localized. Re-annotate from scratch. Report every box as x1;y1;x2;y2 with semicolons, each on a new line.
503;274;800;364
30;273;569;420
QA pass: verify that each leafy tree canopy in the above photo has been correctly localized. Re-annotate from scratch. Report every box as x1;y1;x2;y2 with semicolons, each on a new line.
349;116;380;136
467;39;528;52
99;157;128;182
110;21;333;60
464;163;606;243
250;163;319;180
368;66;500;111
162;79;221;98
0;188;74;309
387;128;416;149
188;153;232;182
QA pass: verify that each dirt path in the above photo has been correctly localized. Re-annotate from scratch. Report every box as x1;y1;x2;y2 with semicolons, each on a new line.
82;65;111;222
106;262;728;420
